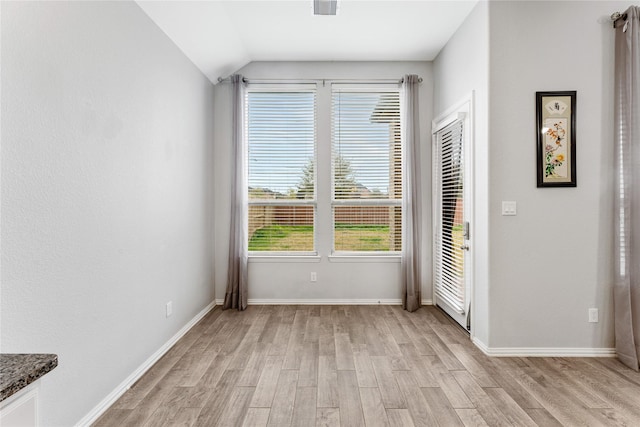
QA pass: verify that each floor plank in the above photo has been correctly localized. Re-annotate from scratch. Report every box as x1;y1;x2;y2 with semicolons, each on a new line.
484;387;537;427
524;408;563;427
249;355;284;408
162;407;201;427
436;372;474;409
242;408;270;427
353;343;377;388
370;356;406;409
456;408;489;427
217;386;255;426
193;369;242;426
393;370;438;427
334;332;356;370
359;387;390;427
317;355;339;408
266;369;298;426
337;370;365;427
298;343;319;388
316;407;340;427
385;408;415;427
451;371;511;427
421;386;464;427
291;386;317;427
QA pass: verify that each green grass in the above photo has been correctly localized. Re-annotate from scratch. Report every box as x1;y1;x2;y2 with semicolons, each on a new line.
249;225;314;251
249;224;394;252
334;224;392;251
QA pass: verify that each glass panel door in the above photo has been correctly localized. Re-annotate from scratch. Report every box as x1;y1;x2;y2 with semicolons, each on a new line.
434;118;470;329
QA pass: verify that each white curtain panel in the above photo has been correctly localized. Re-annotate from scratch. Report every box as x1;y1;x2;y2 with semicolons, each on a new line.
223;75;248;311
614;6;640;371
401;75;422;312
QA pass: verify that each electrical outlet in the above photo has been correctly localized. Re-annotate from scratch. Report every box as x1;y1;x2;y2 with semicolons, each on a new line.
310;272;317;282
588;308;598;323
166;301;173;318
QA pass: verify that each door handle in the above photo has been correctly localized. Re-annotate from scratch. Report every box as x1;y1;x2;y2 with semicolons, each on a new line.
459;245;470;251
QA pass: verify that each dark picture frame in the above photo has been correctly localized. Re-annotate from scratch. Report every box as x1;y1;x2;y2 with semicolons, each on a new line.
536;91;577;187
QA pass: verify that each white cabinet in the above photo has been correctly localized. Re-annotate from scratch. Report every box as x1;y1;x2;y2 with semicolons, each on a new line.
0;382;39;427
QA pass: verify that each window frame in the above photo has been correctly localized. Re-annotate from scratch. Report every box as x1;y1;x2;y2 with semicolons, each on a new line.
330;85;403;256
243;82;403;259
245;85;318;256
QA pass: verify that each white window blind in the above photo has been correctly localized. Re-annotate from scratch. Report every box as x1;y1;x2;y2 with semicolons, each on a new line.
434;119;465;312
246;90;316;252
331;89;402;252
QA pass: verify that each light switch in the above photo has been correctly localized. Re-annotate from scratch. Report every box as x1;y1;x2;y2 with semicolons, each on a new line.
502;201;517;216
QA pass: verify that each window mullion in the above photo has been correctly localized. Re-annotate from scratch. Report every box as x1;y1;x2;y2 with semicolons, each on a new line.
315;84;333;256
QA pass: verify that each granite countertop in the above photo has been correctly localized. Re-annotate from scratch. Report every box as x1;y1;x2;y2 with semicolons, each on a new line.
0;354;58;402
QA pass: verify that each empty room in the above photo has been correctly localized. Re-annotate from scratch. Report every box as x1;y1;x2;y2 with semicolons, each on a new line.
2;0;640;426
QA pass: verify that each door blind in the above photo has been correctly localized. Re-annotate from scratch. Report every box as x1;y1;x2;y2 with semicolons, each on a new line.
434;119;466;313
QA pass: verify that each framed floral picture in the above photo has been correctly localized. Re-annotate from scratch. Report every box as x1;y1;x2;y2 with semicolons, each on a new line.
536;91;576;187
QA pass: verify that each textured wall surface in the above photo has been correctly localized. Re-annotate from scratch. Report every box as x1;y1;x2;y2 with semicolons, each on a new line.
434;0;625;353
433;1;490;345
486;0;625;350
1;2;215;425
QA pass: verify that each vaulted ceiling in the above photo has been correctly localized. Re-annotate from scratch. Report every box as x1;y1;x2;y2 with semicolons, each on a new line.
137;0;478;84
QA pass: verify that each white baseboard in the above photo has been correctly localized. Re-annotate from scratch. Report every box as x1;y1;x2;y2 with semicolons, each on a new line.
75;301;216;427
472;337;616;358
214;298;433;306
216;298;403;305
229;298;404;305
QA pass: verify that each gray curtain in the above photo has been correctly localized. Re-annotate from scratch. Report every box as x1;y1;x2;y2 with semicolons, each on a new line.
614;6;640;370
223;74;248;311
401;75;422;312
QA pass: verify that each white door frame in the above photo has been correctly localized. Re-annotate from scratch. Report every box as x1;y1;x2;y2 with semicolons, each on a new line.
431;92;475;334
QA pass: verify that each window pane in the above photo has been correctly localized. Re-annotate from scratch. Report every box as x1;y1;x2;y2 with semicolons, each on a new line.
332;89;402;253
249;205;314;252
247;91;316;200
333;205;401;252
332;91;401;200
246;90;316;253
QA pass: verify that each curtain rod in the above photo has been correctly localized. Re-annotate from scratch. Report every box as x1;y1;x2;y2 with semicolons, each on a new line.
217;76;422;84
611;11;628;28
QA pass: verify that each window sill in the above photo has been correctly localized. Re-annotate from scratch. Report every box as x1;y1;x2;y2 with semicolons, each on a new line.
328;254;401;263
248;255;322;263
247;254;401;263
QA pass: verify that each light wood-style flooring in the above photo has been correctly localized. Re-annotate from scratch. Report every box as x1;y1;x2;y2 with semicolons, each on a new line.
95;305;640;426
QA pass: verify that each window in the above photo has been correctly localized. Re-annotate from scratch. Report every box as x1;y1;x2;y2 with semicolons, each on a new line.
245;84;402;255
246;89;316;253
332;89;402;252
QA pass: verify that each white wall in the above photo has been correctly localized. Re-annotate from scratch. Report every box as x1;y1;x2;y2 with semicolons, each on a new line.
433;2;490;344
433;0;624;352
1;2;215;425
487;0;629;350
214;61;433;303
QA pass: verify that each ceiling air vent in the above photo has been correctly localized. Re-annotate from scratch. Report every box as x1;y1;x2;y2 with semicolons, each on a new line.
314;0;337;15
